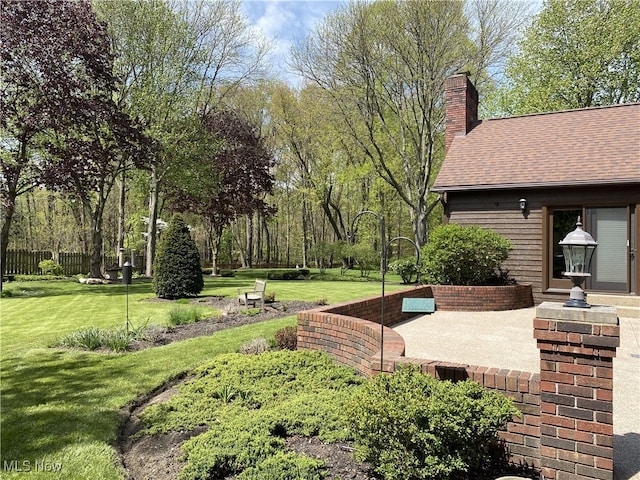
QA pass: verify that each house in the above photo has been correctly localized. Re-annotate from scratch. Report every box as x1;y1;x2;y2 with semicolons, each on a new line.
433;73;640;306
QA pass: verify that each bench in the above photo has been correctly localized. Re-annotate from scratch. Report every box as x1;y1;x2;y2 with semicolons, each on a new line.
402;297;435;314
237;280;267;310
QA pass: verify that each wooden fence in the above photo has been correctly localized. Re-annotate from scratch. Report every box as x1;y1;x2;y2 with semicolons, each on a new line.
3;250;146;276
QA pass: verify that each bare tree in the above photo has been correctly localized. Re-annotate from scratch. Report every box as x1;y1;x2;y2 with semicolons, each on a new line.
292;0;531;247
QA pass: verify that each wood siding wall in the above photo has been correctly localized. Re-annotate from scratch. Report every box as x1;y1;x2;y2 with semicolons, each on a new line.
444;185;640;304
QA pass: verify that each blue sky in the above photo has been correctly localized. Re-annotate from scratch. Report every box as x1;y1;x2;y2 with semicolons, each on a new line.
241;1;346;86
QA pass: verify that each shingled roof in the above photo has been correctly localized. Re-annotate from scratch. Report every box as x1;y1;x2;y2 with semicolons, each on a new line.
433;102;640;192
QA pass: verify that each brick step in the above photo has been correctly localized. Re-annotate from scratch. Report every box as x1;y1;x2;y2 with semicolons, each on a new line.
587;294;640;318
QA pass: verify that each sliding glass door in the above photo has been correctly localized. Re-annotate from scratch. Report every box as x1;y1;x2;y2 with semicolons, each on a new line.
586;207;628;292
547;206;631;293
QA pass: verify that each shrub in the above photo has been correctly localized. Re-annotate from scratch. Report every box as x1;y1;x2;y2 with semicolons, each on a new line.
345;243;379;278
263;291;276;303
56;327;106;350
345;365;518;480
420;224;512;286
239;337;270;355
153;214;204;299
315;296;328;306
103;328;133;352
167;306;205;327
140;351;363;480
266;269;308;280
54;326;134;352
38;259;64;276
308;241;334;272
388;256;420;284
274;326;297;350
237;451;324;480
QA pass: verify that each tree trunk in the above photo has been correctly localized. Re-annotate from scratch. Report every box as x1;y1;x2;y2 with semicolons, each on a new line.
301;200;310;268
208;221;223;276
0;200;16;287
262;216;271;264
232;219;248;268
25;192;34;250
68;197;89;254
245;214;253;268
145;167;159;277
255;210;262;266
87;201;105;278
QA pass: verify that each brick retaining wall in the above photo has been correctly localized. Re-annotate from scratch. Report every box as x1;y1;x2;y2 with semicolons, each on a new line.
430;284;534;311
297;289;619;478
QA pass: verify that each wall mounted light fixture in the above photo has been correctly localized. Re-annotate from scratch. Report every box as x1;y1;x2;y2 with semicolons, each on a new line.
519;198;527;213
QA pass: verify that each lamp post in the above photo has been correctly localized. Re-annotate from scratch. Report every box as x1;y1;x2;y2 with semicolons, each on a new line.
350;211;386;372
559;217;597;308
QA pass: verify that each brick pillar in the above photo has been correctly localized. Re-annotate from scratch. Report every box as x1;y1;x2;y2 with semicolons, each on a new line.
534;302;620;480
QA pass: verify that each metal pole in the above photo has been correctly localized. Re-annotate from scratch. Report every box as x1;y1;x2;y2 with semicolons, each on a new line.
350;210;386;373
379;215;385;373
126;281;129;335
382;236;420;372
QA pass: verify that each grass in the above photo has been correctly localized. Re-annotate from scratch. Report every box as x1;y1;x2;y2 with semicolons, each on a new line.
0;272;408;479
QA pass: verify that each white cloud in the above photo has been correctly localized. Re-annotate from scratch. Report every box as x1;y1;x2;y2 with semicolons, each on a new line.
242;1;345;87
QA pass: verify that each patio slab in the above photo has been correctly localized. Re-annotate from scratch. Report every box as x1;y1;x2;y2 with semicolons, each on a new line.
393;307;539;372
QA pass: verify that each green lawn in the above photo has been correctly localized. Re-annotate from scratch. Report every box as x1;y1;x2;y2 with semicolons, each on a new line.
0;273;407;479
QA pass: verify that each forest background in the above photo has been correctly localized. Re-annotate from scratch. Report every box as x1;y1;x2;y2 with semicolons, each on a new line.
2;0;638;279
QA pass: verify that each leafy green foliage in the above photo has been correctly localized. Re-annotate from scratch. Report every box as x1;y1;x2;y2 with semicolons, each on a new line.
237;451;325;480
496;0;640;114
345;243;379;278
266;269;309;280
388;256;420;284
345;365;518;480
54;326;135;352
420;224;512;286
308;241;339;273
153;214;204;299
37;259;64;276
139;351;363;479
166;306;207;327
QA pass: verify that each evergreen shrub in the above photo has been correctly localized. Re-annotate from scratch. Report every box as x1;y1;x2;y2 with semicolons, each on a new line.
153;214;204;299
140;351;363;480
420;224;512;286
266;269;309;280
345;365;518;480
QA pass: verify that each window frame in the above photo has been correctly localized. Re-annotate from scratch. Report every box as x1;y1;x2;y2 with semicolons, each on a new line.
543;206;583;292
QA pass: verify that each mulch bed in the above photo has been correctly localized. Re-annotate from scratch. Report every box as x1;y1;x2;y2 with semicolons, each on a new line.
118;296;379;480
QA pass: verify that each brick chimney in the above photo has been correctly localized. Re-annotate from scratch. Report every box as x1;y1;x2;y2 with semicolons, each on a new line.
445;72;479;154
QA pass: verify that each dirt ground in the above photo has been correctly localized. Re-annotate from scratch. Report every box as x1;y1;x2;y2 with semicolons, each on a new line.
117;296;379;480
